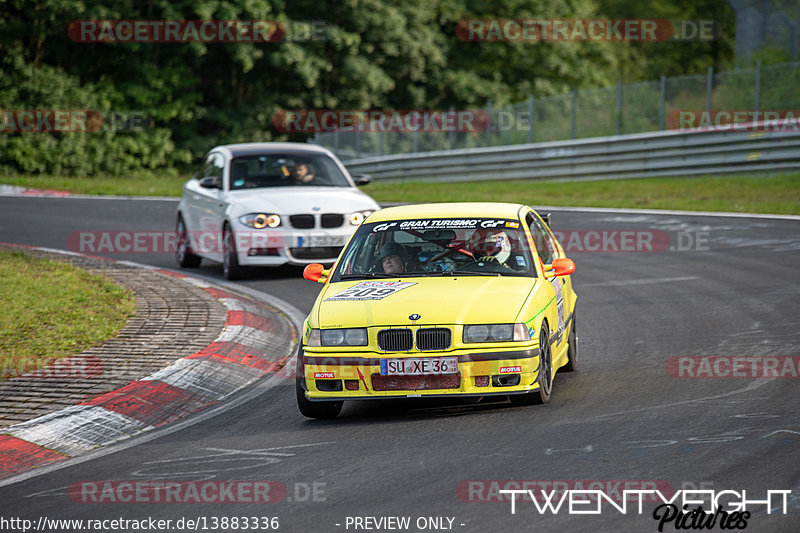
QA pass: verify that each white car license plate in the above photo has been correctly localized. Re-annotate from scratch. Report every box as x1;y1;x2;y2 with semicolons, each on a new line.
298;235;346;247
380;357;459;376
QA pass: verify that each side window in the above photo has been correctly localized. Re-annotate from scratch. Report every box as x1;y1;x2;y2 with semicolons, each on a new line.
202;153;224;186
527;213;558;264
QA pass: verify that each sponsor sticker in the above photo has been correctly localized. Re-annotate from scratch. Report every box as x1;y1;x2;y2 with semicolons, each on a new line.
325;281;416;301
500;366;522;374
314;372;335;378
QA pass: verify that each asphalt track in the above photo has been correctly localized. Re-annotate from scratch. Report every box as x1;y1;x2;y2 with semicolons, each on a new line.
0;196;799;533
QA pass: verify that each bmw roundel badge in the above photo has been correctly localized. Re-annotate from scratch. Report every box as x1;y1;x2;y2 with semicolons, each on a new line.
409;313;421;321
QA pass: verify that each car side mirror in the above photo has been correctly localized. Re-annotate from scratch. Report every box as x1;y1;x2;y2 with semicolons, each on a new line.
351;173;372;186
540;212;551;226
546;257;575;278
303;263;329;283
199;177;220;189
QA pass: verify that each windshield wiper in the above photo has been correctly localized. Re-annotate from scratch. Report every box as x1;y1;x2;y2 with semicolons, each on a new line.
437;270;502;276
339;273;401;279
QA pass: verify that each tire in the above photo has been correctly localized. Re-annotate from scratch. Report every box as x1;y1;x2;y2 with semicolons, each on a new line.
175;215;201;268
563;312;578;372
511;324;553;406
222;224;245;280
295;345;343;419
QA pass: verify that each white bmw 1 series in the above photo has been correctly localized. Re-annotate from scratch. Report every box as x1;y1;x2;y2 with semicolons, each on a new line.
176;142;380;279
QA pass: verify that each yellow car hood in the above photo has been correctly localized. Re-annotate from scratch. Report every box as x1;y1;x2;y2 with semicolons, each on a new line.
314;276;538;327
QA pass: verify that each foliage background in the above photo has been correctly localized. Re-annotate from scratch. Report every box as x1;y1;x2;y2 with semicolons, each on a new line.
0;0;746;175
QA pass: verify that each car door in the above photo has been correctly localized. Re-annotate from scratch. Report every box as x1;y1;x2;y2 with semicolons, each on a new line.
189;152;227;260
527;211;569;349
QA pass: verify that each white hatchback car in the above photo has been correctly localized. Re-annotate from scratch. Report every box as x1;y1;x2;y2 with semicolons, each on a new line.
176;142;380;279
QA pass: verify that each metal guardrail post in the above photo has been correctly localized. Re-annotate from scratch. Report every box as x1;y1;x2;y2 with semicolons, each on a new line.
528;95;534;143
706;66;714;113
754;59;762;115
355;130;361;158
659;74;666;130
379;130;384;157
616;79;622;136
486;100;493;146
412;130;418;153
570;89;576;139
448;106;455;150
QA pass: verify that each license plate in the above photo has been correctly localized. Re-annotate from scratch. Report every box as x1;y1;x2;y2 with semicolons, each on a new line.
380;357;459;376
298;235;346;247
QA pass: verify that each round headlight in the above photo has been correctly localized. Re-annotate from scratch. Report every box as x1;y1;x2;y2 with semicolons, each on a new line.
321;329;345;346
489;324;513;341
251;214;280;229
344;329;367;345
253;214;268;229
350;212;365;225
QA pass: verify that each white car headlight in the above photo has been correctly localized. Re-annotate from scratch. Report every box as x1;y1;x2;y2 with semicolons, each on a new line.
349;210;373;226
463;323;530;343
239;213;281;229
308;328;368;347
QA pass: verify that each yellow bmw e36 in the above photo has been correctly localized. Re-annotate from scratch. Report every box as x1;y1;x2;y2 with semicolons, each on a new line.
296;202;578;419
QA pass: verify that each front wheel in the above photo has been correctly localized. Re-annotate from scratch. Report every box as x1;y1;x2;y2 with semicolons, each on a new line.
511;325;553;406
175;215;201;268
295;345;343;419
222;224;245;280
563;312;578;372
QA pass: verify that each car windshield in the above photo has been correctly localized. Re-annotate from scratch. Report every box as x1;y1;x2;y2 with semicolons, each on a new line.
228;153;351;190
332;217;537;280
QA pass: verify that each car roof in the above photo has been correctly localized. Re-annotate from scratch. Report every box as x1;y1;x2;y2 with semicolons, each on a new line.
367;202;527;222
217;142;332;158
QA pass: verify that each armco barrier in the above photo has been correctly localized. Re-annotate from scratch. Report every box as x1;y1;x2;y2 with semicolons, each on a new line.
341;125;800;182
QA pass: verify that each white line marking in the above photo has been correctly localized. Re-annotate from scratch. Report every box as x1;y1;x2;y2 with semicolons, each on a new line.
583;276;699;287
588;378;777;421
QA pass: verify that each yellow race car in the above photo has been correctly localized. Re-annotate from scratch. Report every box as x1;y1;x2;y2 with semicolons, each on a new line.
296;202;578;419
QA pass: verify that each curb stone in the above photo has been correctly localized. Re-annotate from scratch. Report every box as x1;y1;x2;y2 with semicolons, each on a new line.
0;245;297;480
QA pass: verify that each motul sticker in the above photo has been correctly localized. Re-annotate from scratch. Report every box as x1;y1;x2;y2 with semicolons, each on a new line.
314;372;335;378
500;366;522;373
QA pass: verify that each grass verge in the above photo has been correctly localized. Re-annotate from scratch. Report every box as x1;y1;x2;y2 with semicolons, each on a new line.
365;172;800;215
1;170;187;197
3;171;799;215
0;249;136;379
